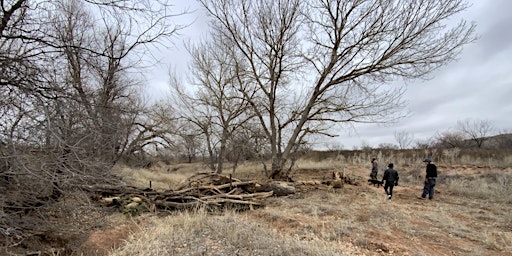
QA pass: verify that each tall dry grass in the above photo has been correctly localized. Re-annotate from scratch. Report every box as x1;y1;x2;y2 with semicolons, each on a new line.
444;172;512;203
109;208;348;256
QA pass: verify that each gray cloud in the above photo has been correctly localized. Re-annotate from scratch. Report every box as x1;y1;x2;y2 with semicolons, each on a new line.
332;0;512;148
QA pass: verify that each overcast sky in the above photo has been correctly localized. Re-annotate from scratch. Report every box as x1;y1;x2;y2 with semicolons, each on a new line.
147;0;512;150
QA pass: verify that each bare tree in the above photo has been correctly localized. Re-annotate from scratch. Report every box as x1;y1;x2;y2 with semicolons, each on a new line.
170;77;218;170
394;131;414;149
435;130;467;148
180;133;201;163
2;0;185;168
199;0;476;179
414;138;434;150
171;33;253;173
122;102;178;158
225;127;264;172
0;0;186;251
456;119;494;148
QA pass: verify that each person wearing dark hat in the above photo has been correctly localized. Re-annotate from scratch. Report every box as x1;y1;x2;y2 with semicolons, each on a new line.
381;163;399;199
421;158;437;200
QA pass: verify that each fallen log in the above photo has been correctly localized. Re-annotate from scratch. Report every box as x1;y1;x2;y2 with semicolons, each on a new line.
201;191;274;200
86;173;277;213
255;181;296;196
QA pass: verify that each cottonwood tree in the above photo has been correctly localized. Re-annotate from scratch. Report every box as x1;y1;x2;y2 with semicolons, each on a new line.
199;0;476;179
123;102;178;158
2;0;184;172
31;0;186;173
171;35;253;173
456;119;494;148
0;0;185;250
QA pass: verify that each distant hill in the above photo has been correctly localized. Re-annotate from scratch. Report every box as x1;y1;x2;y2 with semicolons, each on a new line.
481;133;512;148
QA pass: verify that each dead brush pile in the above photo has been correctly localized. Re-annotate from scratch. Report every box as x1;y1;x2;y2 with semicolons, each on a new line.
83;172;280;215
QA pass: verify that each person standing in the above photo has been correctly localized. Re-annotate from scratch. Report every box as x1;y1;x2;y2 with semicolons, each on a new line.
382;163;399;199
421;158;438;200
370;158;379;180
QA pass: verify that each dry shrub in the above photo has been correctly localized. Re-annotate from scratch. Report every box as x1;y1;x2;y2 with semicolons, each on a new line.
445;172;512;203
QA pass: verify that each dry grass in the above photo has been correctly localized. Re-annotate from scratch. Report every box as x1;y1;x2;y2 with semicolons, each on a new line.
445;171;512;203
102;159;512;256
112;163;206;191
109;209;349;256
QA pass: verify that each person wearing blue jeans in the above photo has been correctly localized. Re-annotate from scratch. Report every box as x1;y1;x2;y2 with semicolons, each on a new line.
421;158;437;200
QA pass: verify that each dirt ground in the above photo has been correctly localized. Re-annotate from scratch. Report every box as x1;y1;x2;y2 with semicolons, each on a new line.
80;165;512;255
254;165;512;256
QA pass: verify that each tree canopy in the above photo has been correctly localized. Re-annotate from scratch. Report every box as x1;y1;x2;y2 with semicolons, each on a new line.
194;0;476;179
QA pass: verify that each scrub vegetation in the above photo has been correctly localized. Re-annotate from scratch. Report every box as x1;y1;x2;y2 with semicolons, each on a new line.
96;149;511;256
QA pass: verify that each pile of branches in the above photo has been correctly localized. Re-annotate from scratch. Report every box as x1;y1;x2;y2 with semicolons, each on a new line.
83;172;277;214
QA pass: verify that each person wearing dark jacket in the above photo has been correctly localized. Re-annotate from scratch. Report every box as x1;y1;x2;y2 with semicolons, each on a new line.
381;163;399;200
421;158;438;200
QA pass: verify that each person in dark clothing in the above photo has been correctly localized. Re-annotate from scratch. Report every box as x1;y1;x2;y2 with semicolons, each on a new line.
370;158;379;180
421;158;438;200
381;163;399;199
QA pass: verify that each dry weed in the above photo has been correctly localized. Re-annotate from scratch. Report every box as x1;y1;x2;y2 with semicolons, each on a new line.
109;208;349;256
